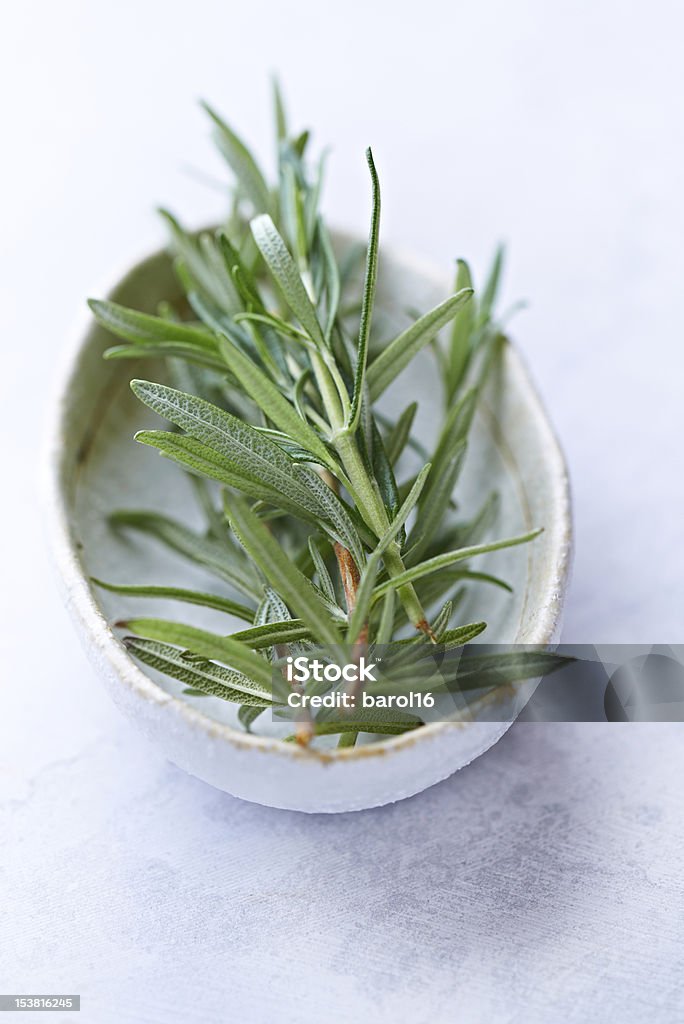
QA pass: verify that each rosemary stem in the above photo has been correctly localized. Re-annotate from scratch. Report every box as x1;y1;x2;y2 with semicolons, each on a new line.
334;432;430;633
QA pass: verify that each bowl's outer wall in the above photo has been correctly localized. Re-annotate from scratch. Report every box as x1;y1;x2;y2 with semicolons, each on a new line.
45;235;572;812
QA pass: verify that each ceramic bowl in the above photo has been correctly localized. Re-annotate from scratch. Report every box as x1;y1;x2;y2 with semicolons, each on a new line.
44;232;572;812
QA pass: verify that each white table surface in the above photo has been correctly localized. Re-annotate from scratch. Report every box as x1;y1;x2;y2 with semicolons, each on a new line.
2;1;683;1020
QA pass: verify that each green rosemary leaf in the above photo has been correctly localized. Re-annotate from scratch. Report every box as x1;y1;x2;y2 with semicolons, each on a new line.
234;311;311;346
250;214;325;346
216;231;264;307
348;148;381;432
405;443;466;563
406;389;478;561
369;417;401;527
123;636;273;705
109;510;260;599
385;402;418;465
224;493;342;645
188;474;227;540
123;618;274;692
447;259;477;399
254;429;328;467
135;429;293;508
480;244;505;324
304;150;328;246
292;130;309;158
280;162;308;269
159;210;235;312
430;492;500;555
91;578;254;620
261;586;292;624
238;704;265;731
228;619;311;649
372;528;542;600
104;343;228;374
202;101;272;214
446;650;573;693
185;290;242;343
428;599;453;639
367;288;474;400
272;77;288;143
317;219;340;342
410;573;466;618
437;621;488;649
216;335;337;472
130;381;364;563
197;232;241;312
384;621;486;670
337;732;358;748
310;707;423;736
430;389;478;483
308;538;337;604
347;464;431;643
89;299;216;350
453;570;512;592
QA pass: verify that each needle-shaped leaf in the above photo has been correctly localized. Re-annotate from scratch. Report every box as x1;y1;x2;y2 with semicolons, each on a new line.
103;343;228;373
308;538;337;605
159;209;238;312
272;77;288;143
109;510;260;599
91;578;254;621
428;492;500;556
227;619;311;649
317;219;340;342
446;259;477;400
453;570;512;593
385;402;418;465
239;704;265;731
480;244;505;324
369;417;401;527
308;707;423;737
406;389;478;562
405;442;466;564
131;381;363;565
259;587;292;624
216;335;337;472
347;464;431;643
123;636;274;705
430;388;478;484
348;148;380;432
89;299;217;351
224;493;342;646
367;288;473;400
372;528;542;600
250;214;325;347
122;618;274;694
445;649;573;693
202;101;272;214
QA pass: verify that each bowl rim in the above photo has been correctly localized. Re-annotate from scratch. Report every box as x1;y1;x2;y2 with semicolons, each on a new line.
43;230;573;765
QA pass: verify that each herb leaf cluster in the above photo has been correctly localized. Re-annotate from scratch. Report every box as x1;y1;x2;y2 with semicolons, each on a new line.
90;86;540;746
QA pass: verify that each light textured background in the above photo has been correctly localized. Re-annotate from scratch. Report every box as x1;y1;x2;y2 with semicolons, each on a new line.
2;1;683;1021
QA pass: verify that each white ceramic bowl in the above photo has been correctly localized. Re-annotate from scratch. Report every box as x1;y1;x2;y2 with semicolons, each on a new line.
44;232;572;812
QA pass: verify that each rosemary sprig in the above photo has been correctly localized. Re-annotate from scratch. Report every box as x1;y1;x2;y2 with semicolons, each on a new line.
89;88;542;746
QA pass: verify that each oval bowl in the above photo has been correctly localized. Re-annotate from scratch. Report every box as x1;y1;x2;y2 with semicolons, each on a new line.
44;232;572;812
